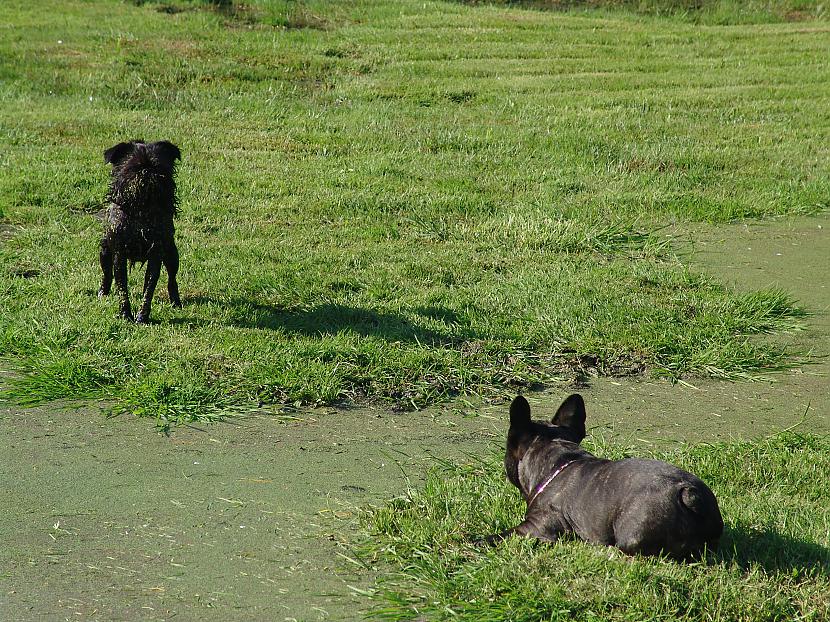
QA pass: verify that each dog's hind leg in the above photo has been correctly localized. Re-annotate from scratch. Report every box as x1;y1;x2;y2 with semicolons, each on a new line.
98;240;113;298
113;249;133;321
163;244;182;308
136;257;162;324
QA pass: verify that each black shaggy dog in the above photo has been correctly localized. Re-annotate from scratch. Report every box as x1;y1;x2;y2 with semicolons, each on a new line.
98;140;182;324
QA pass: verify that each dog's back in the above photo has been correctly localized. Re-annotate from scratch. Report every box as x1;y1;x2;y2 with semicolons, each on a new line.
590;458;723;559
98;140;182;323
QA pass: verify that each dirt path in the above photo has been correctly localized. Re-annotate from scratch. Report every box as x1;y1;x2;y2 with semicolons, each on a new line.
1;215;828;621
0;401;504;621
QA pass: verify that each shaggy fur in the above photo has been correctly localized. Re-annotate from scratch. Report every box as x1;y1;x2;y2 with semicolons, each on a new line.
98;140;182;323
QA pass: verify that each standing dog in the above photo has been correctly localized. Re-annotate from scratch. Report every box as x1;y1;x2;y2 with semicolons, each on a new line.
486;394;723;560
98;140;182;323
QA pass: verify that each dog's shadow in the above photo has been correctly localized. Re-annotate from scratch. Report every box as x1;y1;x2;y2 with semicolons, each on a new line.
717;520;830;575
175;295;476;345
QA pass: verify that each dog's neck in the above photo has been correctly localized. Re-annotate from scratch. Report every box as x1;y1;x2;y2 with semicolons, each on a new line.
518;438;588;502
526;459;580;507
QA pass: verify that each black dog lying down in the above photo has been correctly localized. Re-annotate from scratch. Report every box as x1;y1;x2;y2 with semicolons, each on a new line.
485;395;723;560
98;140;182;323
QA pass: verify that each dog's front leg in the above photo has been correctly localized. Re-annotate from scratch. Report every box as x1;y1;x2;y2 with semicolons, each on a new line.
476;520;554;546
113;249;133;321
98;239;113;298
136;257;162;324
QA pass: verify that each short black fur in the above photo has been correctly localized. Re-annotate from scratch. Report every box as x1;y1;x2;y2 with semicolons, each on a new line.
98;140;183;323
486;394;724;560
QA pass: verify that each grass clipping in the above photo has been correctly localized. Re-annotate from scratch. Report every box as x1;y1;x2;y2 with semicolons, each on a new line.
360;433;830;621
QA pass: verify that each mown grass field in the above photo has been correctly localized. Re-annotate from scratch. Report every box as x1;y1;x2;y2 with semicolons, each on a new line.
1;0;828;425
361;432;830;621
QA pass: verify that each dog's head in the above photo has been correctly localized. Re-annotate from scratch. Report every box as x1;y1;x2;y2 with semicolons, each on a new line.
104;140;181;210
504;394;586;490
104;140;181;176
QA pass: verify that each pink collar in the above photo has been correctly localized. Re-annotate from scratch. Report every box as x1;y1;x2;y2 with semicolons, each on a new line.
526;460;579;508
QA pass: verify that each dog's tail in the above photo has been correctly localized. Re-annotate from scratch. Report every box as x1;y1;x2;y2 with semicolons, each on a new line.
678;484;724;551
679;485;708;514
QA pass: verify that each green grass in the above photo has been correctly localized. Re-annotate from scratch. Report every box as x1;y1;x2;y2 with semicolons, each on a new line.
360;432;830;621
1;0;827;422
459;0;828;24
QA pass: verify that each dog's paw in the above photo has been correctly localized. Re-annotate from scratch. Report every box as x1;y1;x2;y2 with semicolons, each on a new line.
98;288;110;299
170;299;182;309
472;534;503;547
135;313;150;325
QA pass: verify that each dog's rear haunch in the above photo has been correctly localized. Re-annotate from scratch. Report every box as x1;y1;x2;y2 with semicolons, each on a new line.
484;395;723;560
98;140;182;324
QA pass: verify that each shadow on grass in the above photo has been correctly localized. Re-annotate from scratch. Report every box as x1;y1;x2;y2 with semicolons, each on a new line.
718;520;830;575
178;295;476;345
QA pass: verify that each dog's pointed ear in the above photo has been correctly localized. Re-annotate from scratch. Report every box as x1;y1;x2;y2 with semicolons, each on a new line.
509;395;531;428
155;141;181;163
104;142;136;165
552;394;586;441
